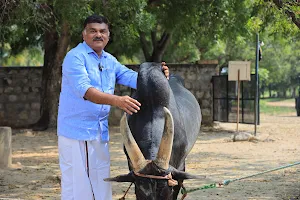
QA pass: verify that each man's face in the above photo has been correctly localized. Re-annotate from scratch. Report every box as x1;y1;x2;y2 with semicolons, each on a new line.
82;23;110;55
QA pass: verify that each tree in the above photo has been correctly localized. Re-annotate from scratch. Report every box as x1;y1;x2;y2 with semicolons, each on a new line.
1;0;91;130
271;0;300;29
1;0;299;130
2;0;256;129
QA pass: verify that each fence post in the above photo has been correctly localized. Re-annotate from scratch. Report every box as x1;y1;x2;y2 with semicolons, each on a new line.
0;127;12;168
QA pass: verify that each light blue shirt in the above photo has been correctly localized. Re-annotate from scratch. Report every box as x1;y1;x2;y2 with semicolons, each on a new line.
57;42;137;141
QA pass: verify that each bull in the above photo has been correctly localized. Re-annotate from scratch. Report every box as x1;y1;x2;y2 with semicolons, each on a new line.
105;62;202;200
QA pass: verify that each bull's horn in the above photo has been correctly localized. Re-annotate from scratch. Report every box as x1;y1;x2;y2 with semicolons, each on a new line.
154;107;174;169
120;113;147;171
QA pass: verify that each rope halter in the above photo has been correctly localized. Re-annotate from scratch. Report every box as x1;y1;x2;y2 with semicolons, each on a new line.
134;171;178;186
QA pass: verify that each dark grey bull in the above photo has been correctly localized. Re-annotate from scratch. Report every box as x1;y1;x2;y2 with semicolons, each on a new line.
105;62;202;200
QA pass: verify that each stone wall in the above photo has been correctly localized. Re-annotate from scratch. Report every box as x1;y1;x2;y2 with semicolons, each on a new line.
0;62;218;128
0;67;42;128
109;62;218;126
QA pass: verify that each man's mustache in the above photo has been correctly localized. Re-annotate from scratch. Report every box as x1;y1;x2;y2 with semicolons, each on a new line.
93;37;103;41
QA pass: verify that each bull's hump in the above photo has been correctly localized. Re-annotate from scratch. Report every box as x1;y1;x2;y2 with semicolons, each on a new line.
137;63;170;106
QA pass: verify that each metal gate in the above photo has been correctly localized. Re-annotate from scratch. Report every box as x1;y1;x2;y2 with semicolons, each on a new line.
212;74;259;124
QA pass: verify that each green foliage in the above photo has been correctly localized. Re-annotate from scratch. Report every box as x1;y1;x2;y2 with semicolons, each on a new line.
258;32;300;94
118;55;141;65
253;0;299;35
163;37;200;63
259;68;270;85
1;47;43;66
0;1;48;56
247;17;263;33
1;0;299;96
0;0;92;51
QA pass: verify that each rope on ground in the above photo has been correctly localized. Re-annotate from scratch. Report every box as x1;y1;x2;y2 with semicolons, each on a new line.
222;161;300;186
180;161;300;199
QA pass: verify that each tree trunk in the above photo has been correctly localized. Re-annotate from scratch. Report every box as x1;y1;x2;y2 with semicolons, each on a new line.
292;87;296;98
49;22;70;127
139;31;152;62
261;89;264;98
268;84;272;98
139;30;172;62
32;21;70;131
151;31;171;62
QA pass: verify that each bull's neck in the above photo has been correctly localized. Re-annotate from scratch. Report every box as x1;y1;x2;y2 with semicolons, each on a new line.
137;80;170;106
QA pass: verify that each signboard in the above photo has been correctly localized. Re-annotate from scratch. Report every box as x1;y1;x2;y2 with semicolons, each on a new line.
228;61;251;132
228;61;251;81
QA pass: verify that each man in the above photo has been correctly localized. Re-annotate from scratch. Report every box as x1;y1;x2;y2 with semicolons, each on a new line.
57;14;169;200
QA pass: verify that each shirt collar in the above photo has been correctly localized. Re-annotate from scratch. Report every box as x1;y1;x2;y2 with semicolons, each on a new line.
83;41;107;58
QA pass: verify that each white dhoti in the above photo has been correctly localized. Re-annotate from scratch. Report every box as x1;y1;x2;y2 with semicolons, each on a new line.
58;135;112;200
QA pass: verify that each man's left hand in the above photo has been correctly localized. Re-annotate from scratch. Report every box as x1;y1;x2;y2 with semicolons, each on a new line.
161;62;169;80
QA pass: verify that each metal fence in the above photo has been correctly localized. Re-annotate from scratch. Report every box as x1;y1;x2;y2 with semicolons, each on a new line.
212;74;259;124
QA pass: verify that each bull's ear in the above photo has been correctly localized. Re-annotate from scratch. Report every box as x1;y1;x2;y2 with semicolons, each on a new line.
104;172;135;183
171;169;206;180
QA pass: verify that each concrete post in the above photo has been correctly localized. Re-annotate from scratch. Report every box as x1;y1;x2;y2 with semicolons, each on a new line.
0;127;12;168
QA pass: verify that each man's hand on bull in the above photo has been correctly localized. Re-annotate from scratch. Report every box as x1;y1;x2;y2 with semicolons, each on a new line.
113;62;168;115
115;95;141;115
161;62;169;80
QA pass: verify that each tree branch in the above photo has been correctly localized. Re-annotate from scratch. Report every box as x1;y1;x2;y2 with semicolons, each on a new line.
272;0;300;29
151;31;171;62
158;31;171;51
0;0;19;25
151;30;157;48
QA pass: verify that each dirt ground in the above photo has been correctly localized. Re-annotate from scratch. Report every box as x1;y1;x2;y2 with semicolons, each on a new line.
1;109;300;199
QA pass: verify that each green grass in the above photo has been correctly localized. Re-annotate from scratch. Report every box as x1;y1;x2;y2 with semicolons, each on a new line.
260;98;296;115
261;98;295;103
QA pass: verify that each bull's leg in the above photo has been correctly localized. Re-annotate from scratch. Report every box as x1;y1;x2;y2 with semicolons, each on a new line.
172;180;184;200
173;163;186;200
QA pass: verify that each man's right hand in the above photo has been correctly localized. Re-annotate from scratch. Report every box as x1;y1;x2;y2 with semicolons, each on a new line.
115;95;141;115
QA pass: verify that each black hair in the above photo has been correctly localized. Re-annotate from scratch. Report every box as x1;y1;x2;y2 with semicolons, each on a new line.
83;14;109;29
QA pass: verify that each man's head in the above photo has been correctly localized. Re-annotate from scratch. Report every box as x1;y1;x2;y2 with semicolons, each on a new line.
82;14;110;55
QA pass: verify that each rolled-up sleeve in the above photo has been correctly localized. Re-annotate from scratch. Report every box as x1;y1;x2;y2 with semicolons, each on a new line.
114;61;138;89
62;52;93;98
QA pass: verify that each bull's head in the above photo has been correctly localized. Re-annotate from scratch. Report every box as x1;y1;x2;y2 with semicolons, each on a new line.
105;107;201;200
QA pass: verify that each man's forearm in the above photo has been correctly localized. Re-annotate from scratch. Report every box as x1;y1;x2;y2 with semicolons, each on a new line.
84;87;118;106
84;87;141;115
